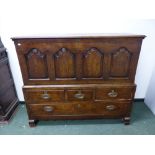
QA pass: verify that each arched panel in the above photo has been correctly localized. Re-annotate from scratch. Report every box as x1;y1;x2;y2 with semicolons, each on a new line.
54;48;75;78
25;48;48;79
110;47;131;77
82;48;103;78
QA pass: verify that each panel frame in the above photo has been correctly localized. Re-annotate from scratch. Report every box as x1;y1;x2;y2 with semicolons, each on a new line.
109;47;132;78
25;48;49;79
82;47;104;79
53;47;76;79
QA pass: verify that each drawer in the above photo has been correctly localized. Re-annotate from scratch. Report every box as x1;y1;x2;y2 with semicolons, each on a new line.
95;86;135;100
73;101;129;116
28;103;75;116
66;89;94;101
24;89;65;102
28;101;130;117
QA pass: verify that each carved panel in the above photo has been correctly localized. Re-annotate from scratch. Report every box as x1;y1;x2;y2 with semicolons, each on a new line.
54;48;75;78
110;47;131;77
82;48;103;78
25;48;48;79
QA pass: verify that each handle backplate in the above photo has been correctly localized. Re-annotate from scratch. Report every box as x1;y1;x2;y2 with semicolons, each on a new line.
43;106;53;112
41;91;50;99
108;90;118;98
106;105;116;111
74;91;85;99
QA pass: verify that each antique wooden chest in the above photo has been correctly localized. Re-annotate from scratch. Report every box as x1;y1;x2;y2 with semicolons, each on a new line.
12;34;145;127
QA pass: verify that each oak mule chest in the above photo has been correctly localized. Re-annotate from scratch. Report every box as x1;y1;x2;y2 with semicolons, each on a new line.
12;34;145;127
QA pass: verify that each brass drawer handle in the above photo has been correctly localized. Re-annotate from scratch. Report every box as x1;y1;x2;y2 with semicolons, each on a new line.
74;91;85;99
41;91;50;99
106;105;116;111
108;90;118;97
43;106;53;112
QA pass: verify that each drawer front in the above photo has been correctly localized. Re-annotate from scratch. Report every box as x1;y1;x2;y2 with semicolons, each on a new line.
24;89;65;102
28;101;130;117
66;89;93;101
95;86;135;100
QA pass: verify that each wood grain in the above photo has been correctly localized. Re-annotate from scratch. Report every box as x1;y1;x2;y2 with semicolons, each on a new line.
12;35;145;126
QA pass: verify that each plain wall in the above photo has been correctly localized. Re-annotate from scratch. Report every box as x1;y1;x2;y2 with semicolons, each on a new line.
145;64;155;114
0;2;155;101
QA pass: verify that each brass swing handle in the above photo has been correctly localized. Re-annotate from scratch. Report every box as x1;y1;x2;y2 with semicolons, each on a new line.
41;91;51;99
108;90;118;98
43;106;54;112
74;91;85;99
106;105;116;111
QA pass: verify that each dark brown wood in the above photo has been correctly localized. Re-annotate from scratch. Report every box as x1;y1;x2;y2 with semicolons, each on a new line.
82;48;103;78
66;89;93;101
54;48;76;78
12;36;145;85
25;48;48;79
0;38;19;123
95;85;135;100
110;47;131;77
28;101;130;117
12;34;145;127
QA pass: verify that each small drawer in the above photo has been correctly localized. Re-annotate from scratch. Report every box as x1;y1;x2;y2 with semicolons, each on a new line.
67;89;93;101
24;89;65;103
95;86;135;100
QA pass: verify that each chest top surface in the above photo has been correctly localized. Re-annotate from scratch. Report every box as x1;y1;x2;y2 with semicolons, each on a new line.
12;33;146;39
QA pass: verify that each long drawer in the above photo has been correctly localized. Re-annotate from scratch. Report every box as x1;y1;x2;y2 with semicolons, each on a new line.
28;101;130;117
23;84;135;103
